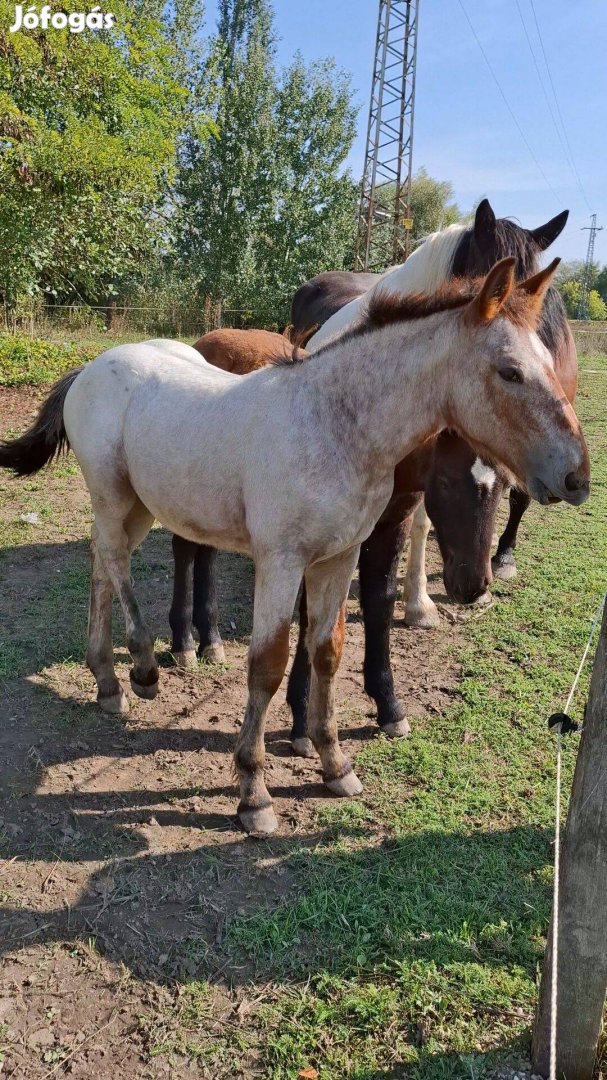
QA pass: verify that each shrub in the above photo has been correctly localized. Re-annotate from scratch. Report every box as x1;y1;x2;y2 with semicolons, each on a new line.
0;335;98;387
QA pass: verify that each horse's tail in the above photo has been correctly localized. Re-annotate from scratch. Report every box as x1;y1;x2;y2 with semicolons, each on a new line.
0;367;82;476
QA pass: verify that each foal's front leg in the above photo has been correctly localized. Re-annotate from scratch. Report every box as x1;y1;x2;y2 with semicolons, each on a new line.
492;487;530;580
234;558;302;835
305;548;362;795
359;499;419;736
403;502;441;628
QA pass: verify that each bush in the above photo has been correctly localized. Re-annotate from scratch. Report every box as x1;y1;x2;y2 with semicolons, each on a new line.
0;334;98;386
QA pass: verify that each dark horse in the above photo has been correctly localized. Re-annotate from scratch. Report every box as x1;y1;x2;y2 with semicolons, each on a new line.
170;199;575;752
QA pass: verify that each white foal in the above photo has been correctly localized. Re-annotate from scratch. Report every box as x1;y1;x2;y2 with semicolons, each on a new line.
0;259;589;834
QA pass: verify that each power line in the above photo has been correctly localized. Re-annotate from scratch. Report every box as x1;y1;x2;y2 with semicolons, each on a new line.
527;0;593;213
514;0;578;189
457;0;562;206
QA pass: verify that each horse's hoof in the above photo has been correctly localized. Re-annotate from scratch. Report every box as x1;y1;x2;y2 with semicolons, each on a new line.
174;649;198;669
404;600;440;629
200;642;226;664
326;769;363;797
238;804;279;836
492;559;517;581
98;689;129;716
291;737;316;759
130;671;159;700
380;718;411;738
474;591;493;607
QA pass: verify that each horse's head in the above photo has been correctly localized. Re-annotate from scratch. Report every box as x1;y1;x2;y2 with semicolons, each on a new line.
424;433;504;604
454;198;569;279
449;258;590;508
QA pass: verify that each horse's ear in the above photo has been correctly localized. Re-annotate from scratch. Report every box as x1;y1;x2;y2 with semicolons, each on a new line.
516;257;561;310
473;198;497;251
468;257;516;324
528;210;569;251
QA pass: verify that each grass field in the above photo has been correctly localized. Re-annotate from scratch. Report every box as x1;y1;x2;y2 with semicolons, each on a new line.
0;350;605;1079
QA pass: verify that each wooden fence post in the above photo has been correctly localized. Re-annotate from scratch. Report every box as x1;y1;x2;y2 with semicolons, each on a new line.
532;597;607;1079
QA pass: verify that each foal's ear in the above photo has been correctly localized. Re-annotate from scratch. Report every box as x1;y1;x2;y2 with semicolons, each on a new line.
516;257;561;311
467;257;516;324
528;210;569;251
473;198;497;251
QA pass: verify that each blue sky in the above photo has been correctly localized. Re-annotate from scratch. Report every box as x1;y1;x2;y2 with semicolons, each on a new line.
206;1;606;264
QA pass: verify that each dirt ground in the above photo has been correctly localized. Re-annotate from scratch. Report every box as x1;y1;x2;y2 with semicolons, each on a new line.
0;387;477;1078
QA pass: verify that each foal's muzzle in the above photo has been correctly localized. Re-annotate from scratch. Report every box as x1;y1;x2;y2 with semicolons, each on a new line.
443;557;492;605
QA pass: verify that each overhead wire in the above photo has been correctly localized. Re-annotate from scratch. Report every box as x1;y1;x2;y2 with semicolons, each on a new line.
527;0;593;213
456;0;562;206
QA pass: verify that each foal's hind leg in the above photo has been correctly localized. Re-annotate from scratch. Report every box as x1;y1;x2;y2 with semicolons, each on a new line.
170;535;198;668
286;584;314;758
403;503;441;628
90;496;158;703
305;547;362;796
492;487;530;580
86;532;128;715
235;557;302;835
193;545;225;662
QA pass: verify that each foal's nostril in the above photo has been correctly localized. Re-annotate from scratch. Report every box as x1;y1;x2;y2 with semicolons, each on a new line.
565;471;589;493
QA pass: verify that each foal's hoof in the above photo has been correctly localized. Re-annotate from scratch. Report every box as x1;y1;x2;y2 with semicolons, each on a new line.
326;769;363;797
291;736;316;759
492;555;517;581
238;803;279;836
380;718;411;738
98;689;129;716
474;591;493;608
174;648;198;669
404;600;440;629
130;670;159;700
199;642;226;664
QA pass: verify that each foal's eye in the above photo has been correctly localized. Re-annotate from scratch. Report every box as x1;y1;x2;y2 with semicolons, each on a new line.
499;366;523;384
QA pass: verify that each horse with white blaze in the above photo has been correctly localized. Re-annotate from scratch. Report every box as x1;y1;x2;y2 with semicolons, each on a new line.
0;259;590;835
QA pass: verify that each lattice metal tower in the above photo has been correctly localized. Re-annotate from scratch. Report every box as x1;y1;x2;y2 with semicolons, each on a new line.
576;213;603;319
355;0;420;272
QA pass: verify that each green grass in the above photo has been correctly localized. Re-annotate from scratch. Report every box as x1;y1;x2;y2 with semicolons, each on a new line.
1;352;605;1078
0;333;100;386
222;354;607;1079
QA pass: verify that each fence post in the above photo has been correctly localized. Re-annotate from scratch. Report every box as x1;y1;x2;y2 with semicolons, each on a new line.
532;597;607;1079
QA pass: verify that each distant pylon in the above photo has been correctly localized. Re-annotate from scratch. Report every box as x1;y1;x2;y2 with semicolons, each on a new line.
354;0;420;272
577;213;603;319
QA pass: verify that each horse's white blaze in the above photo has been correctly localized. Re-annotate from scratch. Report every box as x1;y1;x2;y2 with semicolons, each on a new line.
307;224;467;352
471;457;497;491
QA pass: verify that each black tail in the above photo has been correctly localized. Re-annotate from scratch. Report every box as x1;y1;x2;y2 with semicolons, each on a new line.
0;368;82;476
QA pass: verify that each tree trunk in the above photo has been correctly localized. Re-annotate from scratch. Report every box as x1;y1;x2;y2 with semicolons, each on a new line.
532;598;607;1079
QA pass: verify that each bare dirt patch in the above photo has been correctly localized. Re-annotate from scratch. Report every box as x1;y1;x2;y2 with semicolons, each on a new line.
0;386;473;1078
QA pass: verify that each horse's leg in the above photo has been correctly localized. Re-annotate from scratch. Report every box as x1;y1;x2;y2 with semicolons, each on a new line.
86;530;128;715
92;497;158;702
286;584;314;758
193;545;225;662
403;503;441;628
305;547;362;796
492;488;530;580
169;535;197;668
235;557;302;835
359;516;412;737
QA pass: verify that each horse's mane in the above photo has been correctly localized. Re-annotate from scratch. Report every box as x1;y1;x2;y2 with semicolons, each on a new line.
273;278;542;368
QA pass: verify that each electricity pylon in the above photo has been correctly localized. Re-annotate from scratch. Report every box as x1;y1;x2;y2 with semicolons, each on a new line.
355;0;420;271
577;213;603;319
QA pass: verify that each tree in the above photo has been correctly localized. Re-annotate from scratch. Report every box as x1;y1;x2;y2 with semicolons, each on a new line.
364;169;461;271
588;290;607;320
0;0;204;311
176;0;358;323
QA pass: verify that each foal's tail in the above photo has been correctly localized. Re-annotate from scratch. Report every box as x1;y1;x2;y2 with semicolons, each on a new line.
0;367;82;476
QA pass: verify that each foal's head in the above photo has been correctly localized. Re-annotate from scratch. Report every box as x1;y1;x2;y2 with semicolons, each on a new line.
445;258;589;506
452;198;569;279
424;433;504;603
